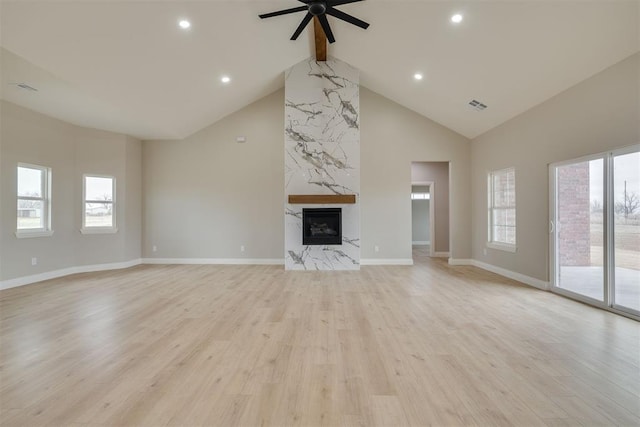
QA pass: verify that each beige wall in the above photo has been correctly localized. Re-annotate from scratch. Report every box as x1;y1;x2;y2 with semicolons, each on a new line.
142;87;472;262
360;87;471;260
142;90;285;259
4;53;635;283
471;53;639;281
0;101;142;282
411;162;450;253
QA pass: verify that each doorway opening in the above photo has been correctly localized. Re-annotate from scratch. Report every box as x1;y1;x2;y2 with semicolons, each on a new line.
411;161;450;262
411;183;434;257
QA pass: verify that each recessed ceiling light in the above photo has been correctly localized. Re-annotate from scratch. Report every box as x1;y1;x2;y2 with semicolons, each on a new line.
451;14;463;23
221;76;231;84
178;20;191;29
414;73;423;81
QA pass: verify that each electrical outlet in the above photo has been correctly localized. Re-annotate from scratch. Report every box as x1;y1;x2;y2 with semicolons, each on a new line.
374;245;379;253
31;257;37;266
152;245;157;252
240;245;245;252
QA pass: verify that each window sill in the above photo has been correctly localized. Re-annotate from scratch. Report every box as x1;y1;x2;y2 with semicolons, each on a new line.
81;227;118;235
487;242;517;253
15;229;54;239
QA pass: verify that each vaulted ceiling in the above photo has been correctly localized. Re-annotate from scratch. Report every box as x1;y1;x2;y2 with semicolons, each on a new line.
1;1;638;140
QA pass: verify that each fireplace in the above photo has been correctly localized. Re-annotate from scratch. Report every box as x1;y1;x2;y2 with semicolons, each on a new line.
303;208;342;245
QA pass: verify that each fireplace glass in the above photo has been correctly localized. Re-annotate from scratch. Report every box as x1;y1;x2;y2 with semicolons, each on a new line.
302;208;342;245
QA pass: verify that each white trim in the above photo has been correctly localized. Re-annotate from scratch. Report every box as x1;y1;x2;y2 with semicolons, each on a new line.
433;252;450;258
412;241;430;245
141;258;285;265
361;259;414;266
0;259;142;291
486;242;517;253
469;259;550;291
448;258;472;266
80;227;119;235
15;229;55;239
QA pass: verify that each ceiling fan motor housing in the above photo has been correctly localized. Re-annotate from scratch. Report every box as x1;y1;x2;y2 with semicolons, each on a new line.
309;2;327;16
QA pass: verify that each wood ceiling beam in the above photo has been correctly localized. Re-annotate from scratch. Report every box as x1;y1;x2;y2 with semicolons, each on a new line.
313;16;327;61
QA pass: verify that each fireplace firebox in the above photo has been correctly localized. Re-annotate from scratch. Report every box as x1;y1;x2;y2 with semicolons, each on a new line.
302;208;342;245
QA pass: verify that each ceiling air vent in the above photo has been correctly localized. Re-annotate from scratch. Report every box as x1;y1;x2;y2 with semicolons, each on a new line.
468;99;487;111
13;83;38;92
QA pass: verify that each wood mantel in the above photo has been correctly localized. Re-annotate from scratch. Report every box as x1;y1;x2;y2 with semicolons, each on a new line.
288;194;356;204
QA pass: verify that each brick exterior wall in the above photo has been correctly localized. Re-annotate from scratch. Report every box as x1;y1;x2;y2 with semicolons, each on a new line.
558;162;591;266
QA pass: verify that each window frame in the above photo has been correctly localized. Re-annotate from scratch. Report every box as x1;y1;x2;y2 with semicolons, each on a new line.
16;163;53;238
81;174;118;234
487;167;517;252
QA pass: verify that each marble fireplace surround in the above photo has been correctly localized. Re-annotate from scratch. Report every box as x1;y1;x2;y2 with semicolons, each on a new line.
284;58;360;270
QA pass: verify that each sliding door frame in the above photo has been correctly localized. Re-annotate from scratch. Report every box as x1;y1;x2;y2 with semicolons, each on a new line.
549;144;639;320
609;145;640;317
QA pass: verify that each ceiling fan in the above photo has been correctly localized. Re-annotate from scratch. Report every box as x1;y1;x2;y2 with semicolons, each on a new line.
259;0;370;44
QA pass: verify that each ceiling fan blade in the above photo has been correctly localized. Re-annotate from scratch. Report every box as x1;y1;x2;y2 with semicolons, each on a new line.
291;12;313;40
318;14;336;44
326;6;369;29
259;6;307;19
327;0;365;6
297;0;313;3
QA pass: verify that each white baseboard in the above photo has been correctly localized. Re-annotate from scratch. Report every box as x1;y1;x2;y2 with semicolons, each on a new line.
0;259;142;291
433;252;450;258
448;258;473;266
141;258;285;265
412;241;430;245
361;259;414;266
1;257;548;293
448;258;550;291
145;258;416;267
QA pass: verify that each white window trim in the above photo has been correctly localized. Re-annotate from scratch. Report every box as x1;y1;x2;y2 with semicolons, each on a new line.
81;174;118;234
487;241;517;253
16;163;53;238
487;167;517;252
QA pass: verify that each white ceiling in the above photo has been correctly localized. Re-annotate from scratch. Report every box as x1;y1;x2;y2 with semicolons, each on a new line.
1;0;638;140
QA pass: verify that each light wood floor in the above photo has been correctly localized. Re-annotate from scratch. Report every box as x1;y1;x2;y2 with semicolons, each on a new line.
1;257;638;426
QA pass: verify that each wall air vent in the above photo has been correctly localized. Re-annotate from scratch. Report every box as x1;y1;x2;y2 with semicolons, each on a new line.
13;83;38;92
468;99;487;111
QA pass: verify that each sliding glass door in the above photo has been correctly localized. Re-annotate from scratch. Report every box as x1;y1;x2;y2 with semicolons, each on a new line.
551;146;639;317
553;157;605;302
612;150;640;313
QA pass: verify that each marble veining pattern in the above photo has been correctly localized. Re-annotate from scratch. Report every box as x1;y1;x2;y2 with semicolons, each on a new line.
284;58;360;270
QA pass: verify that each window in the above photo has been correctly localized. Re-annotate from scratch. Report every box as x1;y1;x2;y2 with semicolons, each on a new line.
16;163;52;238
488;167;516;251
82;175;116;233
411;192;430;200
